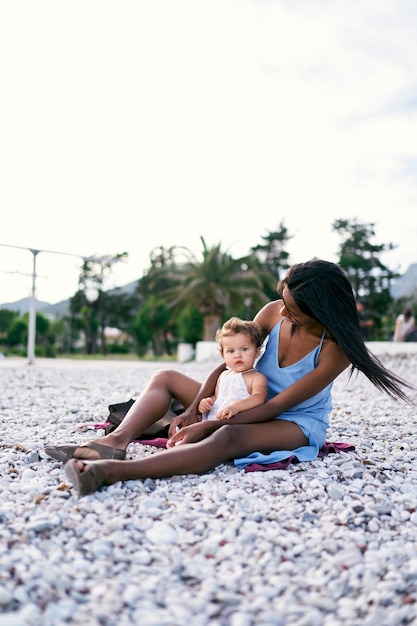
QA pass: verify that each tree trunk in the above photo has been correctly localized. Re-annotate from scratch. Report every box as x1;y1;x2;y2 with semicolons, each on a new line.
203;314;222;341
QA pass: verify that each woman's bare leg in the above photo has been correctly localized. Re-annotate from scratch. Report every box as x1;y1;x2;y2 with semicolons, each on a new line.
72;419;309;484
70;370;202;459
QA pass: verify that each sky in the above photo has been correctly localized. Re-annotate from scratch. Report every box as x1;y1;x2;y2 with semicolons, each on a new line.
1;0;416;305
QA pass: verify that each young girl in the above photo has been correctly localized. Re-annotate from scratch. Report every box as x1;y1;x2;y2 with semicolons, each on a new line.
45;260;414;497
198;317;267;421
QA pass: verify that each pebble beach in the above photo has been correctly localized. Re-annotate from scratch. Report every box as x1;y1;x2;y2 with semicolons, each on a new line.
1;345;417;626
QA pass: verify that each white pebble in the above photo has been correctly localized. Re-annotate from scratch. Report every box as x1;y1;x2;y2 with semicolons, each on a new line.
145;522;178;544
1;352;416;626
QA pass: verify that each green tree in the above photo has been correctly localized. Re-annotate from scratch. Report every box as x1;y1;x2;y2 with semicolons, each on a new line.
0;309;18;337
131;295;172;356
175;306;204;345
333;218;398;296
94;289;141;355
69;290;98;354
250;221;292;300
101;289;142;330
70;287;141;355
2;311;54;356
7;318;28;351
140;246;180;296
155;237;269;341
71;253;130;354
333;218;399;336
78;253;129;295
49;317;70;355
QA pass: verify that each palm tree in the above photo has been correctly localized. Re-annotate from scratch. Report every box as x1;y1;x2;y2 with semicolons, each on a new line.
157;237;269;341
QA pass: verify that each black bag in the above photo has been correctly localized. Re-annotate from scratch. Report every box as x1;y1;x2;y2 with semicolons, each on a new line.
104;398;185;438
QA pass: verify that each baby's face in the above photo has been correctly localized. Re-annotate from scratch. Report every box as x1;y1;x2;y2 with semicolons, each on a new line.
222;332;258;372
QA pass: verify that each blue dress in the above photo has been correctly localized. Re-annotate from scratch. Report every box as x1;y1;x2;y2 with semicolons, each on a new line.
234;319;333;469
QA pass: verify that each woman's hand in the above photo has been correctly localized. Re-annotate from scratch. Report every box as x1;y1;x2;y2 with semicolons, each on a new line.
166;421;218;448
167;410;202;438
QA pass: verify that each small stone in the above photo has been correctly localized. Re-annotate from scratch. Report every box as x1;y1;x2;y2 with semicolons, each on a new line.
326;483;345;500
145;523;178;545
0;589;13;607
20;468;37;481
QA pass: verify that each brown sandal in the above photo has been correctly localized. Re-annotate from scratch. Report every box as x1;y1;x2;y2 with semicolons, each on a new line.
45;441;126;463
64;459;107;497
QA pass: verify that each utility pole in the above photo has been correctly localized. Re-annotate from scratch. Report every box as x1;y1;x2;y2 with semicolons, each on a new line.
27;249;40;365
0;243;127;365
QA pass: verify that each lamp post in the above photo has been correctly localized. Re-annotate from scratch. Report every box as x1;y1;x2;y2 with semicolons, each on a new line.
244;297;252;320
27;249;40;365
84;283;99;355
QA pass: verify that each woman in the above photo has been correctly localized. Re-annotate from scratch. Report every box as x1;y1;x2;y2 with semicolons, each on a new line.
45;260;414;496
393;308;415;342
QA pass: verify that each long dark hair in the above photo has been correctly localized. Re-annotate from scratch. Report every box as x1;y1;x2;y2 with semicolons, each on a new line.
279;259;414;403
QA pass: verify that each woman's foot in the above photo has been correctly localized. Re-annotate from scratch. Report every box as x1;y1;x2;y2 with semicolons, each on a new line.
44;441;126;464
64;459;108;497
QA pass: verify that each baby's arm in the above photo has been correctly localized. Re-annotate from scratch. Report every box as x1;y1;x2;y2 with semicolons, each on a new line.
216;372;268;420
198;374;223;414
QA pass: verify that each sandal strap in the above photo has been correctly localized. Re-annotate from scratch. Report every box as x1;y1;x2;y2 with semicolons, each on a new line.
79;442;126;460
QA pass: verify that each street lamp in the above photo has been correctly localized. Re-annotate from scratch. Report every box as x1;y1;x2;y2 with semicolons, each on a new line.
27;249;40;365
85;286;99;303
244;297;252;320
84;283;99;355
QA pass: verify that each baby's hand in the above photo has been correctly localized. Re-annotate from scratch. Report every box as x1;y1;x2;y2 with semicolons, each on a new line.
216;405;238;420
198;397;213;414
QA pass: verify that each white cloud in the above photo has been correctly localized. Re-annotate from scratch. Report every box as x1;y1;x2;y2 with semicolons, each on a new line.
0;0;416;304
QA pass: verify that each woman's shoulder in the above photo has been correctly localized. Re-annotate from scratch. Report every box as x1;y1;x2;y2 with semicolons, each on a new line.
254;300;283;333
318;334;350;371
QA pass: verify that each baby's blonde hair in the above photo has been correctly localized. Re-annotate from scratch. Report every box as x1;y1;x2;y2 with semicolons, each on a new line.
215;317;264;354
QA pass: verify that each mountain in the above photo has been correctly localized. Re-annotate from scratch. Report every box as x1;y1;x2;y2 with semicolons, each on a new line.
0;280;139;316
0;297;52;314
0;296;71;316
390;264;417;299
1;270;416;315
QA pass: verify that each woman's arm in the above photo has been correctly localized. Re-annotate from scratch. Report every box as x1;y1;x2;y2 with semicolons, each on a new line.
253;300;282;337
168;362;226;436
198;374;223;415
168;302;278;442
168;345;349;447
226;343;349;425
393;315;403;342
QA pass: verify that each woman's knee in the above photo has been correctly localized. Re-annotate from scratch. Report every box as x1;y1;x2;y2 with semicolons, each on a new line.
148;369;200;406
148;369;175;388
210;425;245;454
